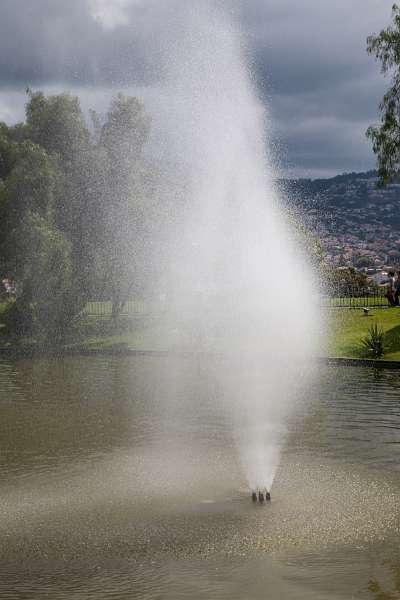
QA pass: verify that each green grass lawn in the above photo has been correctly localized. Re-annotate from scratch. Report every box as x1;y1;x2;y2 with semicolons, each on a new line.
82;307;400;361
2;300;400;361
84;309;400;361
327;307;400;360
80;320;179;352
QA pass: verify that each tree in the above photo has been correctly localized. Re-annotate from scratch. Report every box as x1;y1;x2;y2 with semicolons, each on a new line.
325;266;369;296
354;255;375;269
0;123;19;180
26;89;89;166
0;138;61;273
0;89;156;340
11;213;72;339
367;4;400;183
24;90;101;316
98;94;152;320
0;137;72;340
24;91;153;322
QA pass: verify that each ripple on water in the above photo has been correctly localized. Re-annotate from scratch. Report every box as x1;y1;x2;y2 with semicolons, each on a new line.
0;455;398;564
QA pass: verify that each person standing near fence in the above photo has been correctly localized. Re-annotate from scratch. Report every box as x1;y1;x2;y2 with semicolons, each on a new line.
381;271;396;306
395;271;400;306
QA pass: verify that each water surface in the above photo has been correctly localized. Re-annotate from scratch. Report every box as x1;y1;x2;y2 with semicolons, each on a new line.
0;356;399;599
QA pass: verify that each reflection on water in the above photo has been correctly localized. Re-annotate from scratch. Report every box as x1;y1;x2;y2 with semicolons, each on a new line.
0;356;400;599
368;556;400;600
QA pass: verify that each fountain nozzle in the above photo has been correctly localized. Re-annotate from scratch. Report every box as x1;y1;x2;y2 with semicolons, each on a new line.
251;489;271;503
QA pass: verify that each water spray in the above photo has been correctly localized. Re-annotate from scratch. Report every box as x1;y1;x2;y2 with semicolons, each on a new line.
156;1;321;499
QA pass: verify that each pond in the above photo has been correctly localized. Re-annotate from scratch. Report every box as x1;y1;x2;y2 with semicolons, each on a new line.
0;355;399;599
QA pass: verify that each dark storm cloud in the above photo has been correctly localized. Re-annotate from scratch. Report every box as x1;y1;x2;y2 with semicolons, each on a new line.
235;0;395;176
0;0;396;176
0;0;156;86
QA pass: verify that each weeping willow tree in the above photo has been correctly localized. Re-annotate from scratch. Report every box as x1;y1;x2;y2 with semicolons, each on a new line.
367;4;400;183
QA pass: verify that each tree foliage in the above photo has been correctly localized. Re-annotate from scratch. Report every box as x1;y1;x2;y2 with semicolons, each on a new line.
97;94;152;318
26;89;89;165
367;4;400;183
325;267;369;295
0;89;152;342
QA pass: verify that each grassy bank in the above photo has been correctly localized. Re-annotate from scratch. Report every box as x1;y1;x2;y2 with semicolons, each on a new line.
82;308;400;361
328;307;400;360
2;302;400;361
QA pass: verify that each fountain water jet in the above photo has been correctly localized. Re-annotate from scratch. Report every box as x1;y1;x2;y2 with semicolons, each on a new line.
152;1;321;496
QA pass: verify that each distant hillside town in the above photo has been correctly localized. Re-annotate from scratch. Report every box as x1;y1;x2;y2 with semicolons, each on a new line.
280;171;400;278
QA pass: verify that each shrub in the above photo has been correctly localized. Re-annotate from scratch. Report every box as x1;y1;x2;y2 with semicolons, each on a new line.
0;298;32;338
361;323;386;358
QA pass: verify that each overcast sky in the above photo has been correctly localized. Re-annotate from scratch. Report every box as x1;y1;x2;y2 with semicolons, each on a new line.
0;0;395;178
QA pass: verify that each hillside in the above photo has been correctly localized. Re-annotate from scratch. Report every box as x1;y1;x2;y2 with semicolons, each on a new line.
279;171;400;269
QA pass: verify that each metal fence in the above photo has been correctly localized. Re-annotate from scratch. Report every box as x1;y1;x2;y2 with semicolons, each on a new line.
321;286;391;308
83;299;153;317
83;287;392;317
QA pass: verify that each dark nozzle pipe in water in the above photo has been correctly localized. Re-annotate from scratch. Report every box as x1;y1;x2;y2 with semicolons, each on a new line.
251;489;271;503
